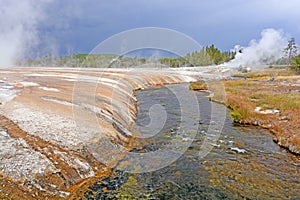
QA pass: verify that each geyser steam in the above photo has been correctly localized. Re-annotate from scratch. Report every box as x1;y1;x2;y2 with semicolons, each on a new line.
0;0;50;67
225;29;289;67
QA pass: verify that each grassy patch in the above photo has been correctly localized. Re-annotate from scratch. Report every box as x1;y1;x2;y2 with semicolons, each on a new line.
232;69;297;79
230;111;241;122
189;81;208;90
191;70;300;153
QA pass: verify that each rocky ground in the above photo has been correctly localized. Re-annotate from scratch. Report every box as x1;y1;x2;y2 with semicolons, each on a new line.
0;67;201;199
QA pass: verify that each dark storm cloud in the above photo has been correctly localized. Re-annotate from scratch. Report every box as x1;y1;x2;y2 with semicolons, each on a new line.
1;0;300;63
40;0;300;54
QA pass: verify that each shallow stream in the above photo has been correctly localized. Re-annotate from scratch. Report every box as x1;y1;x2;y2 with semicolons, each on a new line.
85;84;300;199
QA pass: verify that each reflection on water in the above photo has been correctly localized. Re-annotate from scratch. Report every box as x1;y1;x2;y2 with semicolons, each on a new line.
85;84;300;199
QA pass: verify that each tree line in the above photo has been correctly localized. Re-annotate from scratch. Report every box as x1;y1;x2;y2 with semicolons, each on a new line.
19;40;300;71
160;45;235;67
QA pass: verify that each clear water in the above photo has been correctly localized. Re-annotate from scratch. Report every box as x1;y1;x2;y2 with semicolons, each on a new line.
85;84;300;199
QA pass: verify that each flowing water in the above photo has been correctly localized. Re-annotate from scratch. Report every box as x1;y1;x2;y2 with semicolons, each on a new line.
85;84;300;199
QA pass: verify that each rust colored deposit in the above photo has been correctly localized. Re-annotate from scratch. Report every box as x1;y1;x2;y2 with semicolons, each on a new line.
0;67;198;199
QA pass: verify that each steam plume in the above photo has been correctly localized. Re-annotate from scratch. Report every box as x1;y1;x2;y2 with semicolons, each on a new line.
0;0;51;67
225;29;289;68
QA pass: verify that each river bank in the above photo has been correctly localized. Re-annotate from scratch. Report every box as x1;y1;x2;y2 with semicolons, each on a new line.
0;67;200;199
1;66;299;198
85;83;300;199
191;69;300;155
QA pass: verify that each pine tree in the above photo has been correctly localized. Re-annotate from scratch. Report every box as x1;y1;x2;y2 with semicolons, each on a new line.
284;38;298;69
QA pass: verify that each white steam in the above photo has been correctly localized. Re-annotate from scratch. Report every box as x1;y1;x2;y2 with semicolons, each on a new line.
0;0;51;67
225;29;288;67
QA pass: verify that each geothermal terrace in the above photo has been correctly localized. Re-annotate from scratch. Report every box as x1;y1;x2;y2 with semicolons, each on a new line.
0;67;205;198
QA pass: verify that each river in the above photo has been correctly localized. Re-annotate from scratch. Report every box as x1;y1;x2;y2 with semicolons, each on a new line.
84;84;300;199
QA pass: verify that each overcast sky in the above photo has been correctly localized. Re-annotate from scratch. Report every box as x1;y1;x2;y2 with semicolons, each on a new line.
2;0;300;57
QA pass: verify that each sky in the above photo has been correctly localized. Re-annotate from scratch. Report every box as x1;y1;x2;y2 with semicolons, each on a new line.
1;0;300;64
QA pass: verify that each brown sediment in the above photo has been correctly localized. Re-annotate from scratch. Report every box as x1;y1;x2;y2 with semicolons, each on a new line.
0;114;111;199
0;67;199;199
